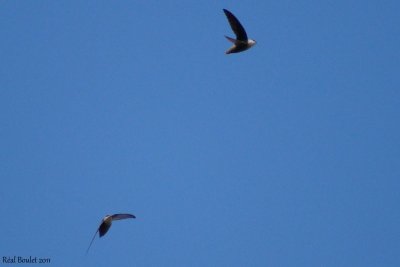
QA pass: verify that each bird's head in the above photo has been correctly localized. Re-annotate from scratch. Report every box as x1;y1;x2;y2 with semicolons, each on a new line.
103;215;113;222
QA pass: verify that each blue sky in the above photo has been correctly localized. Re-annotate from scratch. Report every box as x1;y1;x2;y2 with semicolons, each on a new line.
1;1;399;266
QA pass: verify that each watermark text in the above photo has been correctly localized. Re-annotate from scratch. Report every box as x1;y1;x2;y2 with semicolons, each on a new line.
2;256;51;264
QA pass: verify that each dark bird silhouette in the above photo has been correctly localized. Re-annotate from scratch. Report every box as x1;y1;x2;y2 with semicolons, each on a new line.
223;9;256;54
86;213;136;254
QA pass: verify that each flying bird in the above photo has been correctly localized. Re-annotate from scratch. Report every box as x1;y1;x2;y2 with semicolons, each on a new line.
223;9;256;54
86;213;136;254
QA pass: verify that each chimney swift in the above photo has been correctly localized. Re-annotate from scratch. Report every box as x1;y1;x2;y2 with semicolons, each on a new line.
223;9;256;54
86;213;136;254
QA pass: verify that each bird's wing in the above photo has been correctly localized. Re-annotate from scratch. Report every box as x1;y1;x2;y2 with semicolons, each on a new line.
111;214;136;220
86;228;99;255
223;9;248;41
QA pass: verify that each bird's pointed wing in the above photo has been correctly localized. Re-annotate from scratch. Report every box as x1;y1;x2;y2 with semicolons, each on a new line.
111;214;136;221
223;9;248;41
86;228;99;255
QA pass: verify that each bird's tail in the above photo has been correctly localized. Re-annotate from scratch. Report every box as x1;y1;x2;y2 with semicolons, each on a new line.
225;36;237;43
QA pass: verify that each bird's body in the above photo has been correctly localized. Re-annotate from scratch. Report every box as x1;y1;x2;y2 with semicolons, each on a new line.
86;213;136;254
223;9;256;54
98;215;113;237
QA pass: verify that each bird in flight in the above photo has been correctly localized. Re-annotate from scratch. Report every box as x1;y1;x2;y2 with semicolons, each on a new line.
223;9;256;54
86;213;136;254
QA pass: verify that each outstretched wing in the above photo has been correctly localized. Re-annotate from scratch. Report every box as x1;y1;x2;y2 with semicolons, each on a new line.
86;228;99;255
223;9;248;41
111;213;136;221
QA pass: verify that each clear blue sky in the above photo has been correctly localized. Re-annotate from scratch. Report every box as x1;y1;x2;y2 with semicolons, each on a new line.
1;1;399;266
